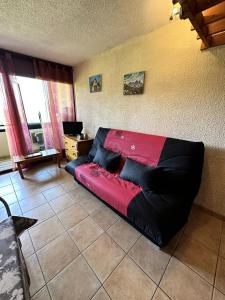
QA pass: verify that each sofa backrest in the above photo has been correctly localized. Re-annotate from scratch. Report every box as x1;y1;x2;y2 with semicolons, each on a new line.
89;127;204;196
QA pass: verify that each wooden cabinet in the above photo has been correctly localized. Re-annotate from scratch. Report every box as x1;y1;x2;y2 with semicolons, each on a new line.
64;135;93;161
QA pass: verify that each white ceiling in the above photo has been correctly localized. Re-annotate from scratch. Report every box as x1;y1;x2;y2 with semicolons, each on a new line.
0;0;172;66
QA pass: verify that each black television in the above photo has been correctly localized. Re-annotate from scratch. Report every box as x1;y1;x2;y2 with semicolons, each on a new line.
63;121;83;135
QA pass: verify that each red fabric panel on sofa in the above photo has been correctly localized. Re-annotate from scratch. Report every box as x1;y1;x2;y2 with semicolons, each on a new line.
75;163;141;216
104;129;166;166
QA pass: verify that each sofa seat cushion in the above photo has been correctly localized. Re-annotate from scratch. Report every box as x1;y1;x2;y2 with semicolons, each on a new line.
75;163;141;216
65;155;90;176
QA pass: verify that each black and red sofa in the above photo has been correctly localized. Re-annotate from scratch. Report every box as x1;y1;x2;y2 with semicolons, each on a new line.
65;127;204;247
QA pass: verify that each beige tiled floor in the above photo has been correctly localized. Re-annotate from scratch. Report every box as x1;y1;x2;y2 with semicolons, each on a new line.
0;161;225;300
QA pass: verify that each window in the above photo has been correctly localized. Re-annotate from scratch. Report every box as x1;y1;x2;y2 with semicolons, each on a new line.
16;76;48;124
15;76;49;152
0;74;6;130
0;99;5;126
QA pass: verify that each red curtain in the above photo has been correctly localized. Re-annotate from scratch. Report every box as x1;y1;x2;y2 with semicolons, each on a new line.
0;53;32;158
41;81;76;151
33;60;73;84
34;59;75;152
0;50;75;156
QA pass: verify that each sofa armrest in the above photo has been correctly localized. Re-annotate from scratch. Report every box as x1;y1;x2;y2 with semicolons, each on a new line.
128;190;192;246
143;190;193;219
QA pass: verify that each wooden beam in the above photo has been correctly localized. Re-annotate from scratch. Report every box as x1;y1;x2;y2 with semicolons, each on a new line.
195;0;225;13
207;18;225;35
201;1;225;25
201;31;225;49
178;1;211;47
178;0;225;16
196;18;225;37
175;0;225;49
211;30;225;46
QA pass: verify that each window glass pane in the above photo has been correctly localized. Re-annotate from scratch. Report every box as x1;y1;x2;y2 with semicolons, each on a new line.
16;76;48;124
0;74;6;126
16;76;48;152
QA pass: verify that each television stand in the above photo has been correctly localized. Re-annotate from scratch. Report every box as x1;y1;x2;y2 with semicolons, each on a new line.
64;135;93;161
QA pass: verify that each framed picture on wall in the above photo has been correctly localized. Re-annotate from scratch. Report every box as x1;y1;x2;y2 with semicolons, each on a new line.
123;71;145;95
89;74;102;93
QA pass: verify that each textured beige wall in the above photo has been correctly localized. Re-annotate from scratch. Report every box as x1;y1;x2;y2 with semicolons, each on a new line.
74;20;225;217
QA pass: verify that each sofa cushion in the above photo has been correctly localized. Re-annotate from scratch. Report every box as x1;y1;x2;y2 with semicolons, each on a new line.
120;158;162;191
93;146;121;172
75;163;141;216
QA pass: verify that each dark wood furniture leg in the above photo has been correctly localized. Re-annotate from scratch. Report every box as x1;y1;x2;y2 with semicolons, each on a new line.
17;162;24;179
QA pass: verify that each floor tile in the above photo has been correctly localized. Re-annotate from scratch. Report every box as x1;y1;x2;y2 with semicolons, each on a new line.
48;255;101;300
0;202;22;220
20;230;35;258
10;171;22;183
19;194;47;213
215;257;225;295
84;233;125;283
107;219;141;252
30;216;65;250
219;223;225;259
69;216;104;251
184;207;222;253
16;186;41;201
0;184;14;196
13;180;36;191
31;286;51;300
152;288;170;300
174;234;217;284
32;173;54;182
42;185;66;201
213;288;225;300
60;180;79;192
129;235;171;284
69;186;93;202
26;254;45;297
66;189;84;203
23;203;55;226
48;168;66;177
49;193;76;213
92;288;110;300
104;256;156;300
160;257;213;300
37;180;59;192
0;175;11;188
37;232;79;282
91;206;119;230
57;203;88;230
1;167;223;300
79;195;103;214
163;228;184;255
0;192;18;208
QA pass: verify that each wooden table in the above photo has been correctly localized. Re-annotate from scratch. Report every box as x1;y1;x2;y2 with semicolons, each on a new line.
13;149;61;179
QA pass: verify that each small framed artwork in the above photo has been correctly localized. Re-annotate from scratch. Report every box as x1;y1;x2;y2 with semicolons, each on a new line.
123;71;145;95
89;74;102;93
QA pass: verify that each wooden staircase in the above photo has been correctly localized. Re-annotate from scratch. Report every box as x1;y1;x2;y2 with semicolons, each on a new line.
173;0;225;49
